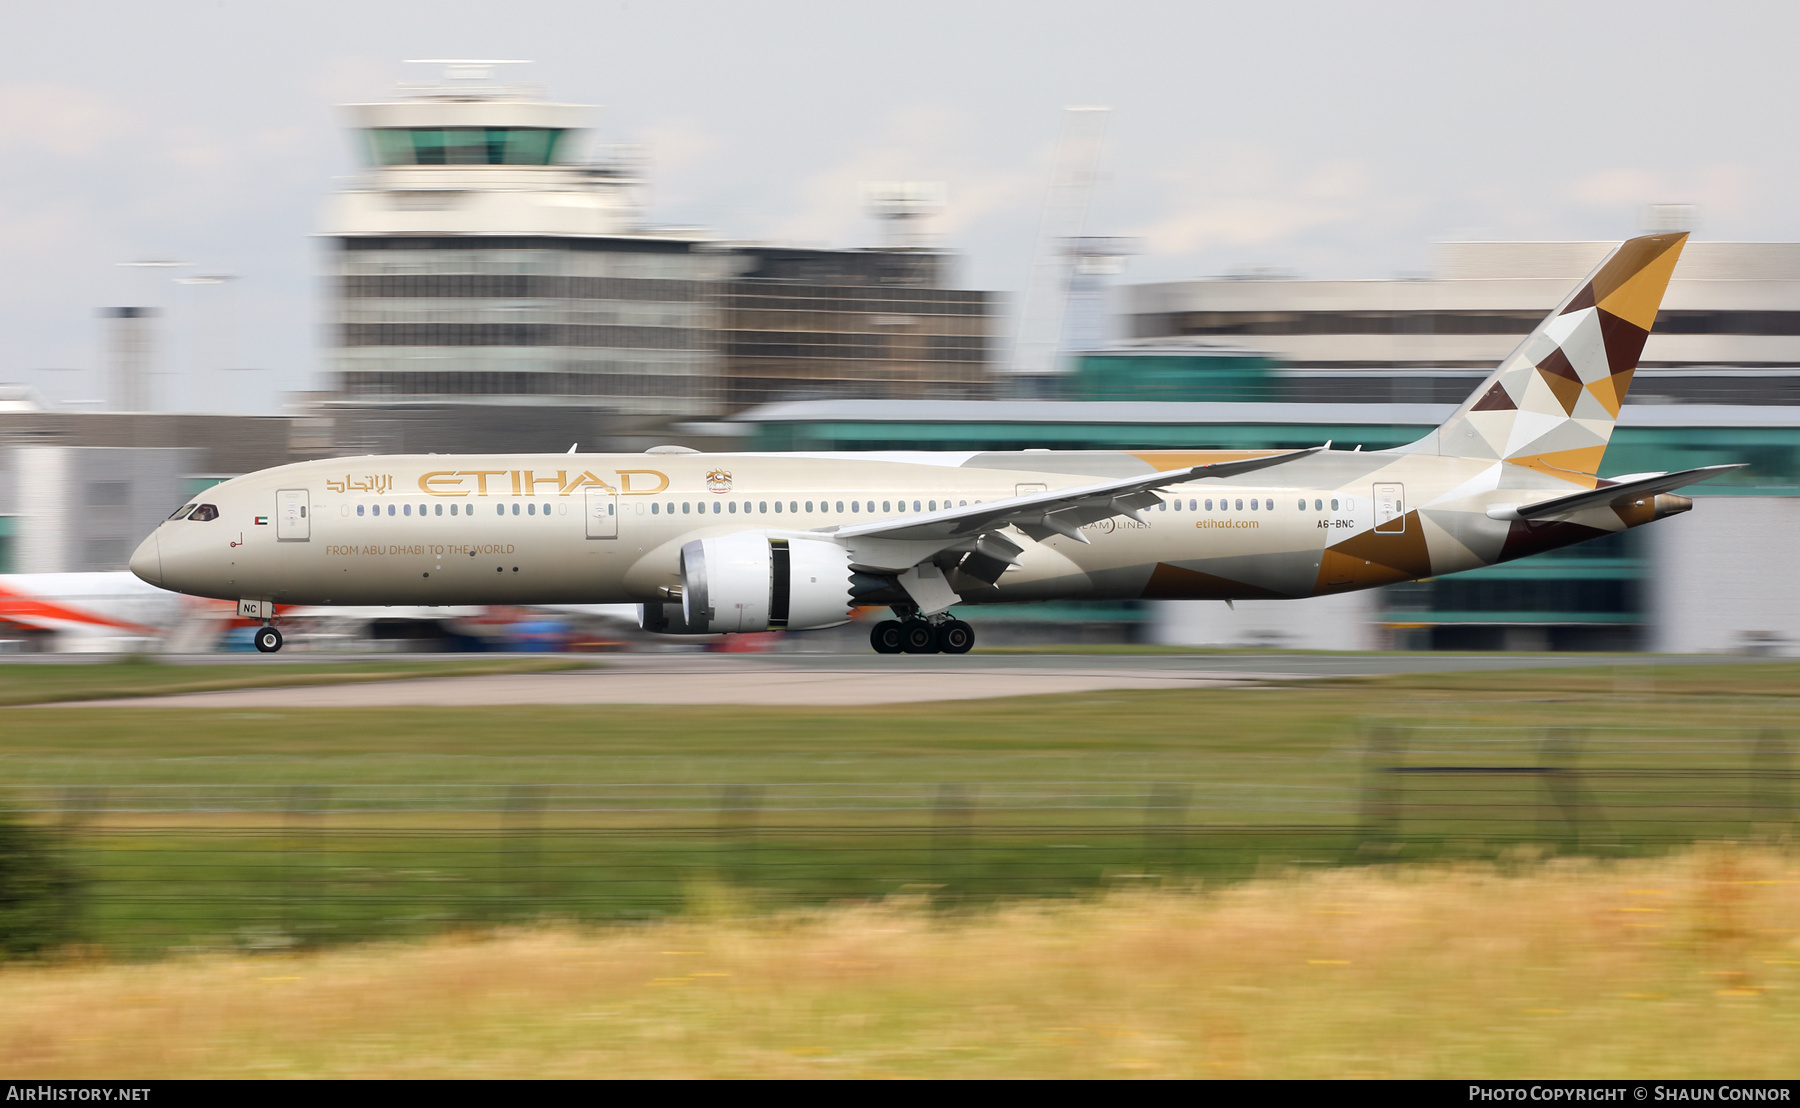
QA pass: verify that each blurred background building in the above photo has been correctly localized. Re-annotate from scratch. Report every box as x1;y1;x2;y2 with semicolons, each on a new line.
1123;239;1800;407
318;67;995;455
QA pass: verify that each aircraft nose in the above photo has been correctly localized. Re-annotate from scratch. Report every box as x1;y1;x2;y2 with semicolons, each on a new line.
129;533;162;587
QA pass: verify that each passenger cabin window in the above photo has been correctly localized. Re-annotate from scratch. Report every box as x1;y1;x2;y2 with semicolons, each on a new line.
188;504;219;522
1331;498;1340;511
512;503;520;516
1235;499;1243;511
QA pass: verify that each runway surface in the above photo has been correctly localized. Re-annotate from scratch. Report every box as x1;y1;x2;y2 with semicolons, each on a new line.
43;651;1776;709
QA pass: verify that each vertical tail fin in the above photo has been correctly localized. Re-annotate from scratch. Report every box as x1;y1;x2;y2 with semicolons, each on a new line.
1417;232;1687;486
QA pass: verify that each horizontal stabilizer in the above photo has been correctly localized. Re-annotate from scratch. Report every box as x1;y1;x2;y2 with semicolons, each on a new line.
1485;464;1744;521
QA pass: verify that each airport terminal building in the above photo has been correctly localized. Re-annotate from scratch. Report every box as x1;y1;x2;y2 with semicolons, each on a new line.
1120;240;1800;406
321;75;994;427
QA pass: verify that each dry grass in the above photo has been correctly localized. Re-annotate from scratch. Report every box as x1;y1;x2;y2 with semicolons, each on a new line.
3;847;1798;1079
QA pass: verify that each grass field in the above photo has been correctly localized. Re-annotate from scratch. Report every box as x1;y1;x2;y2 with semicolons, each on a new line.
0;656;590;707
1;660;1795;956
3;846;1795;1078
8;658;1799;762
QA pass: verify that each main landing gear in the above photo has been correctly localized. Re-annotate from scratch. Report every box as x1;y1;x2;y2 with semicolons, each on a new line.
253;625;284;653
870;616;974;656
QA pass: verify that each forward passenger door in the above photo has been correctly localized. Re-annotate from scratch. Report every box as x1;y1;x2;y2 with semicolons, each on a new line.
276;489;310;541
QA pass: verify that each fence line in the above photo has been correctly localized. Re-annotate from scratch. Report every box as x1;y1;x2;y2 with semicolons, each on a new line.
6;726;1793;955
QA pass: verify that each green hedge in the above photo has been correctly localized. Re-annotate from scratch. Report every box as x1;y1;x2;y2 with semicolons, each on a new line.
0;813;79;957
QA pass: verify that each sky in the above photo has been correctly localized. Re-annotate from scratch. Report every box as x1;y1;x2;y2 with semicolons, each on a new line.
1;0;1794;412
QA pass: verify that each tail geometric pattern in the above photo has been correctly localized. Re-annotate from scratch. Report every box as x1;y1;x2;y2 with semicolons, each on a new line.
1428;232;1687;488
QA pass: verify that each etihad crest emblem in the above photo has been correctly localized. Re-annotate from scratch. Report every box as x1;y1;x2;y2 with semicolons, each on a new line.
706;469;733;493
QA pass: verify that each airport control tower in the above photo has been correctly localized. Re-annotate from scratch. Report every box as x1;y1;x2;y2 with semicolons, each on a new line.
322;62;727;420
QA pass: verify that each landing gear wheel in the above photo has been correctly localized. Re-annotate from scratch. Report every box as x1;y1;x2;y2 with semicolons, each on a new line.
939;619;974;655
901;622;939;654
254;626;283;654
870;620;905;654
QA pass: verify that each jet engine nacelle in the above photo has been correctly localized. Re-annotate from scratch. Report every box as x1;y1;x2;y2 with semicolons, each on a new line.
672;533;854;634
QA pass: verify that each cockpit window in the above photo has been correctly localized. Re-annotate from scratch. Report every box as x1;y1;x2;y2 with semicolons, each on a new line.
167;504;196;521
188;504;220;522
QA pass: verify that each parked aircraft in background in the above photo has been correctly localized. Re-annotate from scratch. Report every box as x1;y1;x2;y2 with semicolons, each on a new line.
0;573;635;653
0;572;184;652
130;234;1738;655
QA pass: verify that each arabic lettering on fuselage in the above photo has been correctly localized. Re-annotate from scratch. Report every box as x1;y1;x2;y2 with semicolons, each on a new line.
325;474;395;495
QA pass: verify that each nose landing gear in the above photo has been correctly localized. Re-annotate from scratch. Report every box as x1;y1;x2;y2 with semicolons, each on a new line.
254;625;284;653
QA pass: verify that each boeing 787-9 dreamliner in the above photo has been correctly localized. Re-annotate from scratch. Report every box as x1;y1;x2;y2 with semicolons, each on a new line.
131;233;1736;655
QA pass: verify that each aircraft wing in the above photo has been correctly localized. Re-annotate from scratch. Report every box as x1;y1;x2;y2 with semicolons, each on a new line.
1486;464;1745;521
828;448;1322;608
835;447;1321;547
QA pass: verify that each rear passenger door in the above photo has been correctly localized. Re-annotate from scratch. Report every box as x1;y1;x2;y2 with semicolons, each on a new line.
1373;482;1406;534
585;488;618;539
